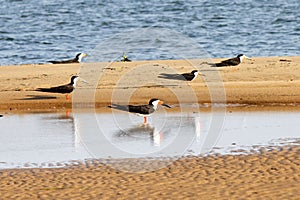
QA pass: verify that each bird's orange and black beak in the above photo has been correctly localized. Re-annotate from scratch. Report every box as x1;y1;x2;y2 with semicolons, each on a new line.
159;100;171;108
79;77;88;84
244;55;252;60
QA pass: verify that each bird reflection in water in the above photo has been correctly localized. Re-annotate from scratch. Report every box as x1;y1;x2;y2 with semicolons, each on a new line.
41;110;77;147
48;110;72;120
115;124;163;147
194;115;201;142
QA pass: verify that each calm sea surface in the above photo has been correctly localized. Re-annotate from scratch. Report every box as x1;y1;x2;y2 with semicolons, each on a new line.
0;0;299;65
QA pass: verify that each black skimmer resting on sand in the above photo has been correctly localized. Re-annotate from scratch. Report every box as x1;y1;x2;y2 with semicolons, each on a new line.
120;52;131;62
158;70;201;83
36;75;81;100
110;98;171;124
181;70;199;81
215;54;249;67
48;53;87;64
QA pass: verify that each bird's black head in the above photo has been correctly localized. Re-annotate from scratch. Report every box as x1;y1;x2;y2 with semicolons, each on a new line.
75;53;82;59
191;70;198;74
237;54;244;58
70;75;79;84
149;98;159;105
148;98;171;109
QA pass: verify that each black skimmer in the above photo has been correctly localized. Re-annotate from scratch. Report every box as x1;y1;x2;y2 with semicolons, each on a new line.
158;70;201;83
36;75;80;100
110;98;171;124
181;70;199;81
120;52;131;62
215;54;249;67
48;53;87;64
128;99;171;123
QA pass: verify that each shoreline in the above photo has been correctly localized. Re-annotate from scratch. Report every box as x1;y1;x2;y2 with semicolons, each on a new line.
3;103;300;115
1;138;298;170
0;56;300;112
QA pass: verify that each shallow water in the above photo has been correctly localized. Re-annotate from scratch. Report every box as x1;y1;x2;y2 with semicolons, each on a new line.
0;110;300;169
0;0;299;65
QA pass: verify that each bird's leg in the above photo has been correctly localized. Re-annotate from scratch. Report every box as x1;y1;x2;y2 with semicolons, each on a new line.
143;116;147;124
65;94;70;101
65;110;70;118
159;132;163;141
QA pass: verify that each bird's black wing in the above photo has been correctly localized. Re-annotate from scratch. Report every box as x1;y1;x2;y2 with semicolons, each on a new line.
36;84;73;94
181;73;194;81
158;73;185;81
108;104;129;112
48;58;78;64
215;58;239;67
128;105;154;115
48;60;61;64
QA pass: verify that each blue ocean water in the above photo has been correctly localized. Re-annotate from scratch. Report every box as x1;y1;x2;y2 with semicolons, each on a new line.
0;0;299;65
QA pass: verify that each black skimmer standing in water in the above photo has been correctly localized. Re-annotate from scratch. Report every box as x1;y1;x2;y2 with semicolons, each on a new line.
181;70;199;81
36;75;82;100
48;53;87;64
129;99;171;124
215;54;250;67
120;52;131;62
110;98;171;124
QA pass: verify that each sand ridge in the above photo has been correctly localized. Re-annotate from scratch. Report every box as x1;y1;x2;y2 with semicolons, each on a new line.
0;56;300;112
0;145;299;199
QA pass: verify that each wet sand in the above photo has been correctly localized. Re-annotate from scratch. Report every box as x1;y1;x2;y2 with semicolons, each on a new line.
0;145;299;199
0;56;300;111
1;56;300;199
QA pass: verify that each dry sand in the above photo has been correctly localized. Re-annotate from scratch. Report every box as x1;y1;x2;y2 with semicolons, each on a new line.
1;56;300;199
0;56;300;111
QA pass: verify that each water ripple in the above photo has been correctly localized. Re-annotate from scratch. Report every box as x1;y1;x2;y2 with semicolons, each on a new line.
0;0;299;65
